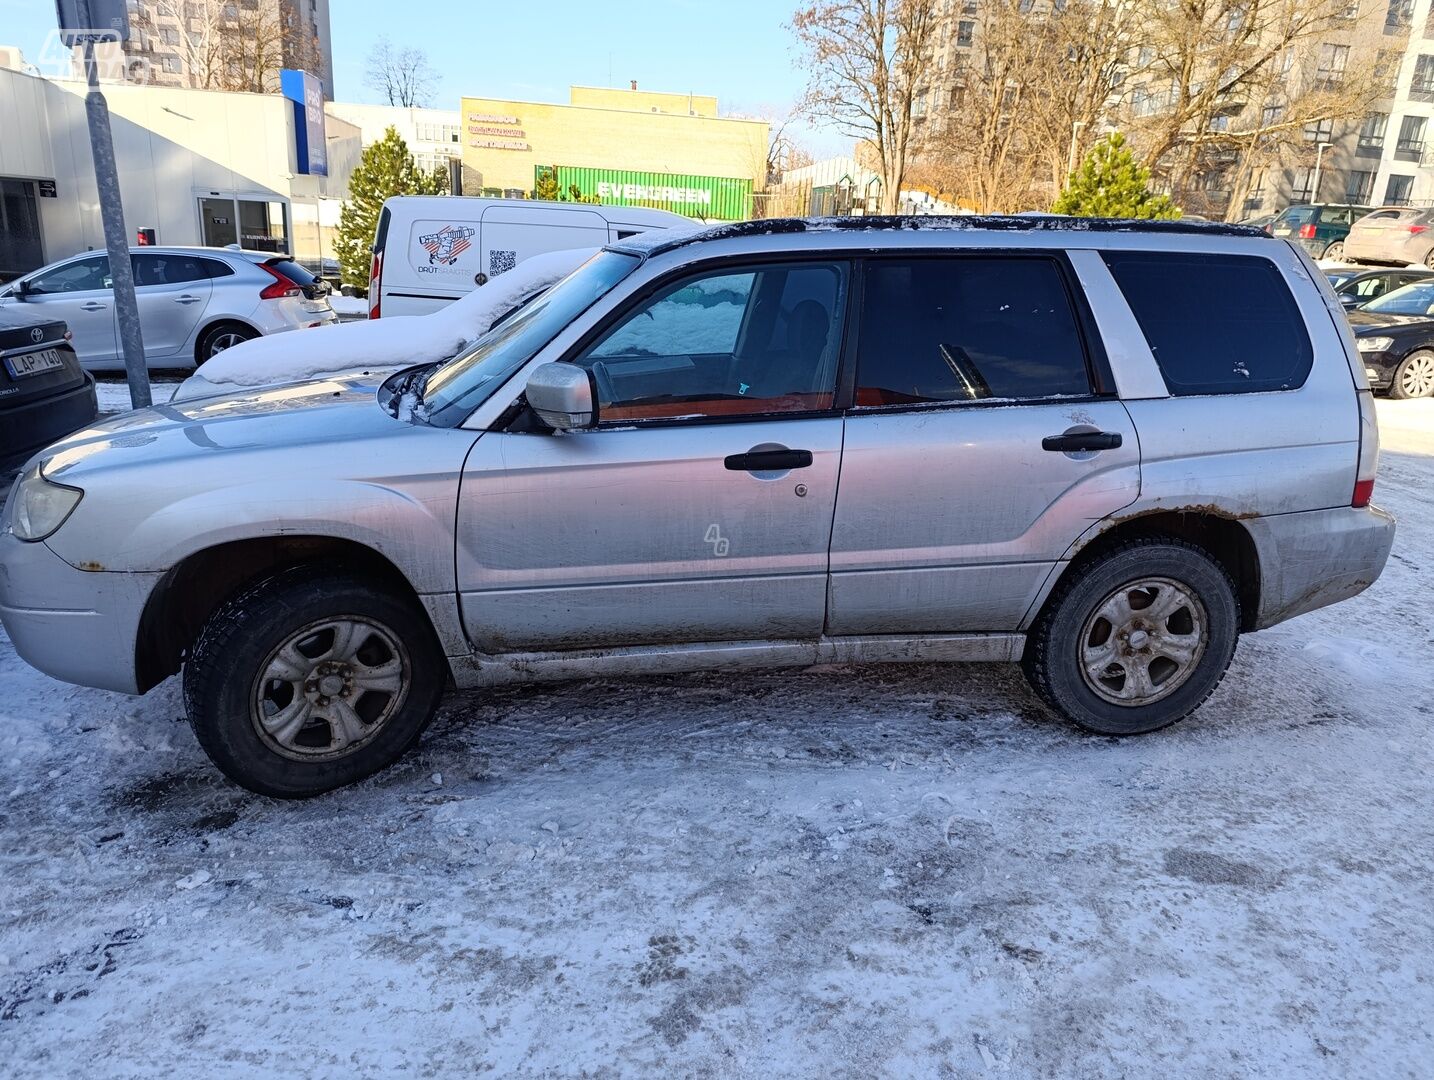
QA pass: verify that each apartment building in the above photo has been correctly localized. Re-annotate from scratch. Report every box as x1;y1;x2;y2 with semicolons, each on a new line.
924;0;1434;216
326;103;464;175
84;0;334;100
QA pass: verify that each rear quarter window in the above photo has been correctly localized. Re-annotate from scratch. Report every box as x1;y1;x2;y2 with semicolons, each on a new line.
1102;251;1314;395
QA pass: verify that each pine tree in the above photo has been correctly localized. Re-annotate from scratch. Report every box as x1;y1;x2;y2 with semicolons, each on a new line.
533;166;561;202
335;127;449;289
1051;132;1180;220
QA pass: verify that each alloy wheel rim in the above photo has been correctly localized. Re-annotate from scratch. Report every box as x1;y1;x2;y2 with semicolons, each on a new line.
209;332;246;356
1078;577;1208;707
250;617;410;761
1402;355;1434;397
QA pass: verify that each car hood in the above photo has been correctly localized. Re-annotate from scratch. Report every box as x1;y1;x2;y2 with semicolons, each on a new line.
38;373;413;482
1346;310;1434;333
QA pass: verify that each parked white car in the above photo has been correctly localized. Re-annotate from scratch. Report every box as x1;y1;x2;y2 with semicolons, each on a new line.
367;196;692;318
0;246;337;370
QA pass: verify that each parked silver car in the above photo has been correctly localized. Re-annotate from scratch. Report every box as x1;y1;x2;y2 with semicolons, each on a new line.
0;218;1395;797
0;246;337;370
1343;206;1434;268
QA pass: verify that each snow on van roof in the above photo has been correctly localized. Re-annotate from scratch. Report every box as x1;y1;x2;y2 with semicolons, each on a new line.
610;214;1268;256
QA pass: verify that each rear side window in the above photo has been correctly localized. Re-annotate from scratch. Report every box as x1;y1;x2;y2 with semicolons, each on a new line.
265;259;318;286
131;253;210;285
854;257;1092;407
1103;252;1313;395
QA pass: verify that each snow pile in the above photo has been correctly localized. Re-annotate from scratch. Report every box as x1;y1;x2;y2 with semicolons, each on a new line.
172;247;598;401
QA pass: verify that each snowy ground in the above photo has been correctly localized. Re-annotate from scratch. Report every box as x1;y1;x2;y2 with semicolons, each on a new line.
2;403;1434;1077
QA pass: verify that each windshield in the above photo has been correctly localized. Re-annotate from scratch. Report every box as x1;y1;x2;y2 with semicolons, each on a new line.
422;250;640;426
1276;207;1317;226
1363;280;1434;316
1324;269;1359;288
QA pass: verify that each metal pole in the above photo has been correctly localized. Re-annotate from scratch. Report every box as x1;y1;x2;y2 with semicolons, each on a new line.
1312;142;1330;205
77;0;150;408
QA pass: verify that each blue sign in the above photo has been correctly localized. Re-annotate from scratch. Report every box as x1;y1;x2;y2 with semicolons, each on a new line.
281;69;327;177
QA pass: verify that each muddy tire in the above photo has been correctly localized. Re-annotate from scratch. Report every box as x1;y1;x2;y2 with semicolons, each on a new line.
1322;240;1345;261
1022;539;1239;736
183;567;447;798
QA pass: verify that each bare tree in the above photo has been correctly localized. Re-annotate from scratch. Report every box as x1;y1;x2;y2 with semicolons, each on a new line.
132;0;310;93
365;38;437;108
791;0;942;214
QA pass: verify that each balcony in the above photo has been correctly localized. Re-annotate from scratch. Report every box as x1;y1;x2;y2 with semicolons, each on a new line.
1357;134;1386;158
1396;137;1426;161
1410;78;1434;103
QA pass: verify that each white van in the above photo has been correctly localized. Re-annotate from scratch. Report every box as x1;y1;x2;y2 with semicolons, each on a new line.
367;196;692;318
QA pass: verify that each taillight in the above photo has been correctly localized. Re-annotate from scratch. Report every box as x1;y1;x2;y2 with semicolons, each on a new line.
1298;223;1317;239
257;263;302;300
368;251;382;319
1353;390;1379;507
1410;224;1429;235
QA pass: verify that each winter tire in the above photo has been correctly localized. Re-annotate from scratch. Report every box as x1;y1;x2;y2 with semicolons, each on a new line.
1022;539;1239;736
183;567;447;798
1389;351;1434;399
1322;241;1345;261
197;322;257;363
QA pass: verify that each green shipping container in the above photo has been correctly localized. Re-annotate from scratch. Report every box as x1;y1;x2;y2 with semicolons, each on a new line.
545;166;752;221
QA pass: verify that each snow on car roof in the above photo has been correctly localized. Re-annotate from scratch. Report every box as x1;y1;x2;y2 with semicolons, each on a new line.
609;214;1268;257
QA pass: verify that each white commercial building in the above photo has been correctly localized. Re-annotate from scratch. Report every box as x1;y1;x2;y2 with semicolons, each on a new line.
325;103;464;176
0;63;359;279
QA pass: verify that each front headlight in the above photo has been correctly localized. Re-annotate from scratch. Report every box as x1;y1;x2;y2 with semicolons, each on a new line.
9;463;83;542
1358;336;1394;352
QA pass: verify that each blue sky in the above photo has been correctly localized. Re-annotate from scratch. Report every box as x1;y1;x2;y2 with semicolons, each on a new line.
2;0;843;153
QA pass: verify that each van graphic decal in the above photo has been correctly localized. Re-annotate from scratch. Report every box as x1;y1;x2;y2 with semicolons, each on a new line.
418;225;476;266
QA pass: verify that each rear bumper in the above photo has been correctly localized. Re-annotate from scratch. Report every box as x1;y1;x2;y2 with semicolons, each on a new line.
0;531;160;694
1246;505;1395;630
0;374;97;461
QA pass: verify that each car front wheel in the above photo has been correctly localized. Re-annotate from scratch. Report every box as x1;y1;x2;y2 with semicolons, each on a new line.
1390;350;1434;399
1323;241;1345;261
183;567;448;797
1022;539;1239;735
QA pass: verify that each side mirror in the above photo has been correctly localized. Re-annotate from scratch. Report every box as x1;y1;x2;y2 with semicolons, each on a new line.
11;279;31;299
526;362;597;430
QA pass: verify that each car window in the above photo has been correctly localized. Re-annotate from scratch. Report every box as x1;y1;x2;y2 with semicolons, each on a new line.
573;262;846;422
132;253;210;286
200;258;235;279
266;259;318;287
1325;269;1360;287
852;256;1092;407
28;255;111;294
1328;208;1355;226
1364;280;1434;316
1103;252;1314;395
1352;276;1389;298
1278;207;1317;226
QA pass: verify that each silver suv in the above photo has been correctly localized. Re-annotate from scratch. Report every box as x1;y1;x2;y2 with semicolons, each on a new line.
0;218;1395;797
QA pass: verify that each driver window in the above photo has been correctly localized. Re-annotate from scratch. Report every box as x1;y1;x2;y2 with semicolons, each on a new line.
573;262;846;422
1354;276;1387;298
29;255;112;295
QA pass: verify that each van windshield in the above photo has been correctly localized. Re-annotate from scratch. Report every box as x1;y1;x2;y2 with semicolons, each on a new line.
421;251;640;426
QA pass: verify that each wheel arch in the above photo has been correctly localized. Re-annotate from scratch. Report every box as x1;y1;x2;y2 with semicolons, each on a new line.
1029;510;1262;635
192;317;260;364
135;534;440;693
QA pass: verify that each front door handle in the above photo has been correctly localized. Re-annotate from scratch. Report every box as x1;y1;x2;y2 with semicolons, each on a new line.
1042;431;1123;452
724;448;813;472
80;302;107;311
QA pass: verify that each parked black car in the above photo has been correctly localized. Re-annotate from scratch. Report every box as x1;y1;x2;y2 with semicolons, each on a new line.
0;309;97;461
1324;266;1434;309
1347;279;1434;398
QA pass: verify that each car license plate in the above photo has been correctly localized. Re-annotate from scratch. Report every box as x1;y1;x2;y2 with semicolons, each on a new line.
5;347;66;379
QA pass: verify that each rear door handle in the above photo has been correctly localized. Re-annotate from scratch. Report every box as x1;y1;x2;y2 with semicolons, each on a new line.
81;302;107;311
1042;431;1123;452
174;294;202;304
724;449;814;472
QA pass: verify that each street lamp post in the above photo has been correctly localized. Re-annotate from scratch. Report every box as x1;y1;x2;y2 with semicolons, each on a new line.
1312;141;1333;204
1067;121;1088;179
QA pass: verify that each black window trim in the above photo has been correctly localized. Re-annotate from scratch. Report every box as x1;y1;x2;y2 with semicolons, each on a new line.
843;249;1117;416
511;251;860;433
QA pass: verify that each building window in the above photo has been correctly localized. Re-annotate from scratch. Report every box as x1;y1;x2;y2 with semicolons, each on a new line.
1248;169;1267;200
1346;169;1375;202
1359;111;1389;150
961;0;977;13
1261;104;1285;127
1376;50;1402;92
1291;167;1315;203
1339;0;1360;18
1385;173;1415;205
160;27;181;45
1396;114;1428;158
1387;0;1414;29
956;19;974;46
161;55;182;74
1317;43;1349;86
1304;118;1334;142
1209;114;1230;131
1413;55;1434;97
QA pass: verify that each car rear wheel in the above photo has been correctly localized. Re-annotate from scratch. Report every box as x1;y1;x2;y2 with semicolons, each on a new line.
197;322;257;363
183;567;448;797
1423;249;1434;271
1323;241;1345;261
1022;539;1239;736
1390;351;1434;399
